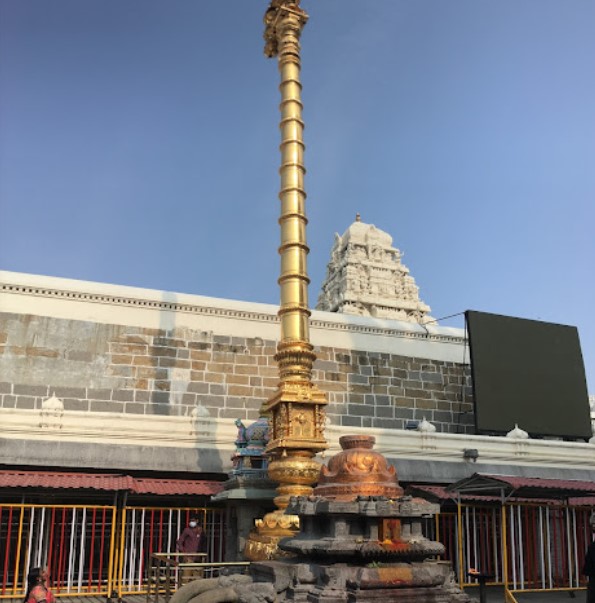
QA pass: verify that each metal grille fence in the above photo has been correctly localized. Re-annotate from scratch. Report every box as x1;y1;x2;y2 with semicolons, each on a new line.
3;501;591;598
117;507;226;597
505;504;590;591
0;505;225;599
434;503;591;595
0;505;116;598
432;507;503;585
461;505;503;585
435;511;457;564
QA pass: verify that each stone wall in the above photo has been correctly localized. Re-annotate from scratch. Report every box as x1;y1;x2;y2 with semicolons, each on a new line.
0;312;473;434
3;273;595;484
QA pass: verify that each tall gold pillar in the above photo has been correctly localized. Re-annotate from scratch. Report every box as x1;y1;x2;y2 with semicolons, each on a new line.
244;0;328;561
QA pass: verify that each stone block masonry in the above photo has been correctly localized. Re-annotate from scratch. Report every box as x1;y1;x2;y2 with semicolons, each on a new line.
3;274;594;483
0;312;474;434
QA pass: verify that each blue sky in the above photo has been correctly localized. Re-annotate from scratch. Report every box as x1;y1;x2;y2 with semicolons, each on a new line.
1;1;593;392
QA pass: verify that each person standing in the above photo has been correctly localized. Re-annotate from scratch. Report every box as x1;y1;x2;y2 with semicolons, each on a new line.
176;515;206;582
583;513;595;603
24;568;55;603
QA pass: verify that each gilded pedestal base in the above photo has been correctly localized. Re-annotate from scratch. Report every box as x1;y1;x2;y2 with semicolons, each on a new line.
244;453;322;560
243;508;299;561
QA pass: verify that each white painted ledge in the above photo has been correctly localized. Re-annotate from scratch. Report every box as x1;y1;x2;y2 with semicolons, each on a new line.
1;407;593;475
0;270;466;362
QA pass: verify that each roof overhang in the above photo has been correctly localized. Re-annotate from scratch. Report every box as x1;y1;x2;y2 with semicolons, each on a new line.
0;470;224;496
447;473;595;502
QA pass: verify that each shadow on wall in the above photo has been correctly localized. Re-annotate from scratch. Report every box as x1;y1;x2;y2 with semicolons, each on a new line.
146;290;224;474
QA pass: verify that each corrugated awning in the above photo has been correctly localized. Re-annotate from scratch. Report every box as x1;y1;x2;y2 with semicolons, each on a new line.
0;470;224;496
569;496;595;506
447;473;595;500
407;484;503;503
406;483;583;505
133;478;223;496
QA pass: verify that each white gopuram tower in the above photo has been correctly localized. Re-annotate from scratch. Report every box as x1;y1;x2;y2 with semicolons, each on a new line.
316;215;434;324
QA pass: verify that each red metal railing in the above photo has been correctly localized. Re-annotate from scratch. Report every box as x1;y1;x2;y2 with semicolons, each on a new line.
0;505;225;599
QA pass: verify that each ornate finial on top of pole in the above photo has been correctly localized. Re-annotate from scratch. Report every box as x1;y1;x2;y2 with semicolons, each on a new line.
244;0;328;561
263;0;308;59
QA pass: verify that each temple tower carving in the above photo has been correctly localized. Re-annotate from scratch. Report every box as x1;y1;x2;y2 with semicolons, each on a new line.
317;214;434;323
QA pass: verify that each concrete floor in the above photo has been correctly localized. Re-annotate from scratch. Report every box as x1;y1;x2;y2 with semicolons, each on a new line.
3;588;584;603
464;585;585;602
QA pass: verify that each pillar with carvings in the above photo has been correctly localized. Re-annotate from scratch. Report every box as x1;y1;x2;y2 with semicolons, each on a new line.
244;0;328;561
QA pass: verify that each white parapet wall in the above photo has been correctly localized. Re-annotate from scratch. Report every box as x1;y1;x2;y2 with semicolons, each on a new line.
1;404;594;480
0;270;466;363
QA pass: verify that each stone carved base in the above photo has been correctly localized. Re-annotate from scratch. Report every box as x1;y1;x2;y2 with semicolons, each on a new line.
250;560;474;603
344;586;461;603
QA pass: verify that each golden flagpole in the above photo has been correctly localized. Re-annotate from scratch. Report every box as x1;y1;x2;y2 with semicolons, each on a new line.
244;0;328;561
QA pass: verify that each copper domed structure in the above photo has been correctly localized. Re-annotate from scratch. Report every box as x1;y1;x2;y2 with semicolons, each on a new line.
315;435;404;501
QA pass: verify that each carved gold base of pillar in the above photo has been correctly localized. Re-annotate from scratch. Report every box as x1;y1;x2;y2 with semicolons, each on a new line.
268;452;321;508
244;452;322;560
244;509;299;561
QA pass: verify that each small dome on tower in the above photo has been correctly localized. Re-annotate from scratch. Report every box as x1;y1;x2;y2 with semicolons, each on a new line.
342;216;393;248
506;424;529;439
245;416;270;447
417;417;437;433
42;393;64;411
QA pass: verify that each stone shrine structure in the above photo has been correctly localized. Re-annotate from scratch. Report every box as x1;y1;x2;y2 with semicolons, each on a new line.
178;435;472;602
316;215;433;324
231;416;271;476
212;416;278;559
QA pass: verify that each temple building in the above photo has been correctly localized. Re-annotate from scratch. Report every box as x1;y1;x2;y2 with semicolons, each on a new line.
1;0;593;598
316;214;433;324
2;269;594;597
